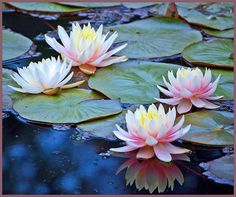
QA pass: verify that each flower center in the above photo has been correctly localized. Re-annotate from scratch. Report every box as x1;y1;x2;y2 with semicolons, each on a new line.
140;111;158;127
81;27;96;41
181;70;187;78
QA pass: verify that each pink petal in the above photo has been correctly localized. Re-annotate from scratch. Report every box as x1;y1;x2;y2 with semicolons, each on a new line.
206;96;224;100
202;100;220;109
155;98;181;105
156;85;174;97
162;143;190;154
145;135;158;146
136;146;155;159
153;143;172;162
191;97;205;108
177;99;192;114
180;88;192;98
110;145;137;152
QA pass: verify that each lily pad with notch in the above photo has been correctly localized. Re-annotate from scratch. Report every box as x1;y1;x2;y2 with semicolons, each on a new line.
180;110;234;146
3;29;33;62
89;60;181;104
202;28;234;39
106;16;202;59
13;89;122;124
6;2;86;13
200;154;234;185
182;39;234;68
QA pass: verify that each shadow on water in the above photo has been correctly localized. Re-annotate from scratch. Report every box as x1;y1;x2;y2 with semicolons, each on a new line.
2;10;234;194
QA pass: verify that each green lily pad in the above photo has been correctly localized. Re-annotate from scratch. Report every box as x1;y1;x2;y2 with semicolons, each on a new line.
176;2;207;9
182;39;234;68
180;110;233;146
7;2;85;13
122;2;158;9
106;16;202;59
201;2;233;17
89;61;180;104
57;2;121;8
200;154;233;185
210;68;233;100
13;89;122;124
203;28;234;39
77;111;126;138
178;7;233;30
2;68;23;111
3;29;33;61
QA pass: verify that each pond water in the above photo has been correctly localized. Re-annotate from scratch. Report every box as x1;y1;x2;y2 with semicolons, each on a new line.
2;6;234;195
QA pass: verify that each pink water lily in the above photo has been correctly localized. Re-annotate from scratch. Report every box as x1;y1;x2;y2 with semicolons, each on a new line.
110;104;191;162
45;23;128;74
156;67;223;114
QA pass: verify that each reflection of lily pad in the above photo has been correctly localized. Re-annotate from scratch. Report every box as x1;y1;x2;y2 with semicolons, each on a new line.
203;28;234;39
180;110;234;146
57;2;121;8
89;61;180;104
200;154;234;186
178;7;233;30
182;39;234;68
7;2;85;13
77;111;126;138
13;89;122;124
3;29;33;61
2;68;23;111
106;16;202;58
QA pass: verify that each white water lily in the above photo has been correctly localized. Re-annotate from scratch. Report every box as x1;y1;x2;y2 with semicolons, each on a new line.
9;57;84;95
45;23;128;74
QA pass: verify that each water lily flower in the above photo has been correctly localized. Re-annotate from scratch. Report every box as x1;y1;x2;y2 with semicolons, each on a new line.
110;104;191;162
156;67;223;114
45;23;128;74
9;57;84;95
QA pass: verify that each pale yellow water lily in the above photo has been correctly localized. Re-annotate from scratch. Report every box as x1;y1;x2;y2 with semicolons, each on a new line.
45;23;128;74
110;104;191;162
9;57;84;95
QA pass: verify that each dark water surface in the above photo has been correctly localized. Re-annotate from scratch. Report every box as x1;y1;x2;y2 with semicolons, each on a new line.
2;9;234;194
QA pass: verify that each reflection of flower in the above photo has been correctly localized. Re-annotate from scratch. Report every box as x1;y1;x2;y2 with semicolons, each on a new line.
155;68;223;114
116;152;189;193
45;23;128;74
110;104;190;162
9;57;84;95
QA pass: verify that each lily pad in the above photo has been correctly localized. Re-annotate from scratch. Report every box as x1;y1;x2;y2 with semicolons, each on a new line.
182;39;234;68
13;89;122;124
201;2;233;17
200;154;234;185
89;61;180;104
3;29;33;61
209;68;233;100
7;2;85;13
176;2;207;9
122;2;159;9
2;68;23;111
203;28;234;39
57;2;121;8
180;110;233;146
178;7;233;30
106;16;202;59
77;111;126;138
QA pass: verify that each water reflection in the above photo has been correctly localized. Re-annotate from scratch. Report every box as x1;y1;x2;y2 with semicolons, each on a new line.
116;153;190;193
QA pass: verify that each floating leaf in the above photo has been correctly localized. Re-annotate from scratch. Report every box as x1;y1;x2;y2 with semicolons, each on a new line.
57;2;121;8
13;89;122;124
200;154;234;185
7;2;85;13
106;16;202;59
2;68;24;111
178;7;233;30
77;111;126;138
209;68;233;100
180;110;233;146
3;29;33;61
89;60;180;104
122;2;158;9
176;2;207;9
203;28;234;39
202;2;233;17
182;39;234;68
